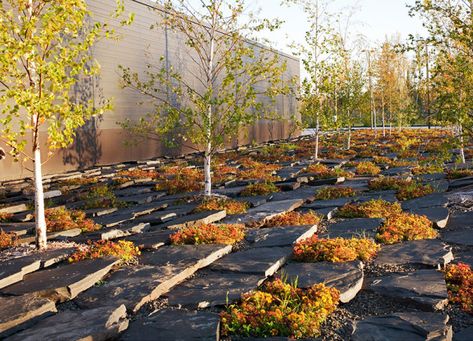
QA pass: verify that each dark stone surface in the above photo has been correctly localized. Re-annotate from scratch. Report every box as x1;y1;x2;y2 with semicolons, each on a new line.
303;197;354;209
402;193;448;211
357;190;398;203
120;309;220;341
381;167;411;176
7;305;129;341
369;269;449;310
210;246;292;277
322;218;384;239
0;248;74;289
1;257;118;302
246;225;317;248
160;210;226;230
76;245;231;312
409;207;450;228
124;229;174;249
351;312;452;341
280;261;363;303
454;326;473;341
166;270;262;308
374;239;454;267
441;211;473;246
0;294;56;336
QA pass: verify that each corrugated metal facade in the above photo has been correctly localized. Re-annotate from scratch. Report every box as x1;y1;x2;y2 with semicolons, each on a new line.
0;0;300;180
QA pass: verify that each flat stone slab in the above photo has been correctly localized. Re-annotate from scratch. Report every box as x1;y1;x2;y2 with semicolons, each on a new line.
351;312;452;341
441;211;473;246
0;294;56;336
7;305;129;341
120;309;220;341
402;193;448;211
210;246;292;277
280;261;363;303
161;210;226;230
322;218;384;239
357;190;398;203
223;199;304;226
166;270;262;308
0;248;74;289
2;257;118;302
270;186;318;202
303;197;353;209
369;269;449;310
124;229;174;249
409;207;450;228
76;245;231;312
375;239;454;267
454;326;473;341
246;225;317;248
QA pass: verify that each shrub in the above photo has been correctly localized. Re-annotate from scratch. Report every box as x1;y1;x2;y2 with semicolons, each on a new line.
396;182;434;201
68;240;140;263
445;263;473;314
194;197;249;215
0;212;13;222
45;207;100;233
220;279;339;339
264;211;321;227
170;223;245;245
355;161;381;176
337;199;402;219
293;235;380;263
81;185;124;209
156;167;203;194
368;176;411;191
375;213;437;244
446;169;473;180
315;186;356;200
241;182;280;197
0;229;16;249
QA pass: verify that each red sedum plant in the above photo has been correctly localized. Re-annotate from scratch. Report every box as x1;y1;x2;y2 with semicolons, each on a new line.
293;235;380;263
68;240;140;263
0;229;16;249
355;161;381;176
336;199;402;219
220;279;339;339
170;223;245;245
315;186;356;200
396;182;434;201
240;182;280;197
264;211;321;227
194;197;248;215
376;213;437;244
45;207;100;233
445;263;473;314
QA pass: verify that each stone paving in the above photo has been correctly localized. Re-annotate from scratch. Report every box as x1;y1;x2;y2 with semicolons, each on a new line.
0;134;472;340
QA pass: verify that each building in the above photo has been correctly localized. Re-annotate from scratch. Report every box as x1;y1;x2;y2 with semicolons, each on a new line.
0;0;300;181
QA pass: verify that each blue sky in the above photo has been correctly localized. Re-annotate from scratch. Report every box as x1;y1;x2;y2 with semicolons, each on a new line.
251;0;427;54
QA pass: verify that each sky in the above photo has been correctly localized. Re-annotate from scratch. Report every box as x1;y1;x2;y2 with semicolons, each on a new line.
250;0;427;55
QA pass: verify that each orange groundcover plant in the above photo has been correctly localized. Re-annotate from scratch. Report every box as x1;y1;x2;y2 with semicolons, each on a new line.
376;212;437;244
69;240;140;263
45;207;100;233
293;235;380;262
170;223;245;245
445;263;473;314
221;279;339;339
0;229;16;249
264;211;321;227
337;199;402;219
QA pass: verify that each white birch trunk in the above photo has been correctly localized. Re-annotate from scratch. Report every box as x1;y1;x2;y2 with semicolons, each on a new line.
33;139;47;249
204;143;212;196
314;116;320;160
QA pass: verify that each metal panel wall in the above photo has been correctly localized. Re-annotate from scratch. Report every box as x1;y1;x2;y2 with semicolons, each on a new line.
0;0;300;181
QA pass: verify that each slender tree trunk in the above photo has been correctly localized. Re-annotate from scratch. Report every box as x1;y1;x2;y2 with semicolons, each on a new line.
33;134;47;249
204;142;212;196
28;0;47;250
459;124;466;164
314;115;320;160
347;118;351;150
381;102;386;137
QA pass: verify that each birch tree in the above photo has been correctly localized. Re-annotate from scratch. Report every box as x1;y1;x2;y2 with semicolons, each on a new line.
120;0;291;196
0;0;127;249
